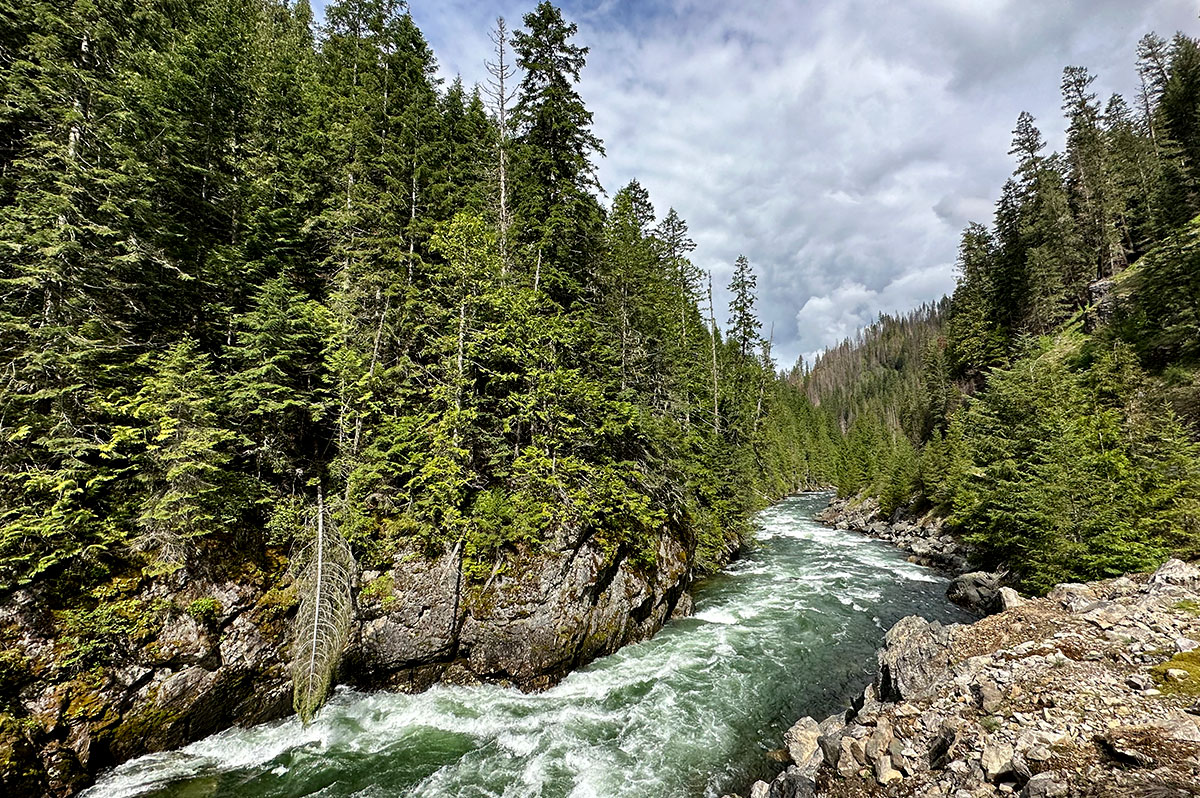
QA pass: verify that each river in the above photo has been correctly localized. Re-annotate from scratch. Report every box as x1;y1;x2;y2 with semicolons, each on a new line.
83;492;972;798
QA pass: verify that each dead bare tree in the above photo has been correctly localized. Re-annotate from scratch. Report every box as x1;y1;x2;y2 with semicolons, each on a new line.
485;17;518;273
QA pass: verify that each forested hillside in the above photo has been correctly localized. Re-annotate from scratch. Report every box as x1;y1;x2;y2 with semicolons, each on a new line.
807;31;1200;592
0;0;839;737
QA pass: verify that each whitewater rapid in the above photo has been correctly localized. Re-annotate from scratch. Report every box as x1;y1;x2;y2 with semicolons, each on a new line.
82;493;970;798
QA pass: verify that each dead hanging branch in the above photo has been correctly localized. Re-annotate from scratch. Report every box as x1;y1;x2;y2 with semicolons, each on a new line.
291;491;356;724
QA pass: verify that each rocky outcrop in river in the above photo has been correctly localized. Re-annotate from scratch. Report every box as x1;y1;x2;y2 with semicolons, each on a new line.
740;558;1200;798
0;527;696;797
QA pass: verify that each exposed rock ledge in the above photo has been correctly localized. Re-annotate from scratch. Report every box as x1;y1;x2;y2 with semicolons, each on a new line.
816;496;971;575
735;559;1200;798
0;527;698;797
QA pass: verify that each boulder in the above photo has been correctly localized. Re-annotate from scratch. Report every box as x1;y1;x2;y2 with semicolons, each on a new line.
977;679;1004;714
981;740;1015;782
783;717;822;777
994;587;1026;612
928;720;962;770
1147;559;1200;590
863;716;893;762
873;753;902;785
1021;771;1067;798
876;616;954;702
1046;583;1097;613
836;737;863;777
946;572;1001;613
1082;601;1128;630
766;766;816;798
1150;712;1200;742
816;713;847;767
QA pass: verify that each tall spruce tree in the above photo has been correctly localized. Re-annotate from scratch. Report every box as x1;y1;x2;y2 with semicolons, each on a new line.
511;1;604;299
727;255;761;360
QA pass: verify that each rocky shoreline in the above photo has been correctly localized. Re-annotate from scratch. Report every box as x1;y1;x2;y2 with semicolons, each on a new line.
815;496;972;576
736;558;1200;798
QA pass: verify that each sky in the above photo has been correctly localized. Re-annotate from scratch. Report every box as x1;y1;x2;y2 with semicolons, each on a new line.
315;0;1198;367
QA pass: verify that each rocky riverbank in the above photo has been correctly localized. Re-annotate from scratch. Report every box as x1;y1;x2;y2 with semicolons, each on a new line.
816;496;971;575
738;558;1200;798
0;527;697;797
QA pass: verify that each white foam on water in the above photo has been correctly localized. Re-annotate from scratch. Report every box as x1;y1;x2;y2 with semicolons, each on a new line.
695;608;737;625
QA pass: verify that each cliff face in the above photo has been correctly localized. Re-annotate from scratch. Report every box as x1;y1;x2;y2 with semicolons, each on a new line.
0;528;695;798
743;559;1200;798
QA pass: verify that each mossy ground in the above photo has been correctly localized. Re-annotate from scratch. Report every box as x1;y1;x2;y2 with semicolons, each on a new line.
1150;650;1200;696
1174;599;1200;617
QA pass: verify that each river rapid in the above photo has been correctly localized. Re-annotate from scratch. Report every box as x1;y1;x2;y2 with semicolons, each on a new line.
83;492;971;798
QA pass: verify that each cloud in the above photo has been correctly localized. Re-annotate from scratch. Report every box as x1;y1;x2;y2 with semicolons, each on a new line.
314;0;1200;366
794;263;955;362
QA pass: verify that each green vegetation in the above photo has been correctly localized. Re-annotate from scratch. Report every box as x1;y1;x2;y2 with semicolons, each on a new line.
185;598;222;629
1151;651;1200;696
804;32;1200;592
0;0;842;717
1174;600;1200;617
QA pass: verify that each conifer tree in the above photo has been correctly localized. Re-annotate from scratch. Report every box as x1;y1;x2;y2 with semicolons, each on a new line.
511;1;604;298
727;255;761;359
127;338;238;566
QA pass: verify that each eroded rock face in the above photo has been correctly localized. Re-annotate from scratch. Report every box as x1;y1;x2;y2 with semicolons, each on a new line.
343;531;693;690
1;574;296;798
2;528;699;798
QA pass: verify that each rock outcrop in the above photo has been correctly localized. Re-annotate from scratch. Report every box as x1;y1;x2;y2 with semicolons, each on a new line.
742;559;1200;798
947;571;1003;613
0;527;697;797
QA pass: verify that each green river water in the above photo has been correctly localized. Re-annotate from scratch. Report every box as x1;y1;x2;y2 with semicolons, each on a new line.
82;492;971;798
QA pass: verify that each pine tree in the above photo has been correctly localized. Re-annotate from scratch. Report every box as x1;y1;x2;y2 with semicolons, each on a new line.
1062;66;1124;280
511;1;604;298
727;255;761;360
126;338;238;567
226;276;331;489
655;208;702;426
602;180;660;392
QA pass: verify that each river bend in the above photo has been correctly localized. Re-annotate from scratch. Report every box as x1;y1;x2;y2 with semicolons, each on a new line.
84;492;970;798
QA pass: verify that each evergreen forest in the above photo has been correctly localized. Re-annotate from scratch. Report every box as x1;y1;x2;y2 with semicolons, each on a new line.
0;0;841;706
805;31;1200;593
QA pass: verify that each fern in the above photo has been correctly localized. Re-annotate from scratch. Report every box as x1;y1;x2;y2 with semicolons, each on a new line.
291;493;356;723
